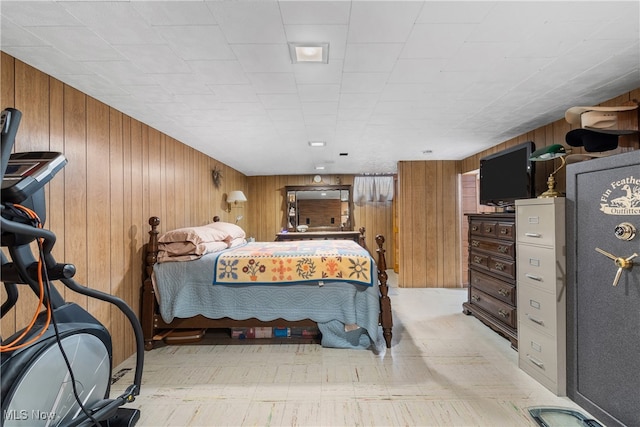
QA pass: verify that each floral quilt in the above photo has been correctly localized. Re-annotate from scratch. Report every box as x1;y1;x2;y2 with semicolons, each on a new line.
213;240;375;287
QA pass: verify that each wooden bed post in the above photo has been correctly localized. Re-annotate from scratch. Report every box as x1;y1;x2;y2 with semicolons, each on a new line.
375;234;393;348
358;227;367;251
141;216;160;350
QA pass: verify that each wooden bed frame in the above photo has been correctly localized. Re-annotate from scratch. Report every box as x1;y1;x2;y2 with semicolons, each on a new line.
141;216;393;350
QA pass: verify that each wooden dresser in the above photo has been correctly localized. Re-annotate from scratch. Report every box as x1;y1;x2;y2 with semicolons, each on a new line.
463;213;517;349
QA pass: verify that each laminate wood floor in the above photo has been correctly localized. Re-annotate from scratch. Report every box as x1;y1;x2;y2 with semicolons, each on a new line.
111;272;594;426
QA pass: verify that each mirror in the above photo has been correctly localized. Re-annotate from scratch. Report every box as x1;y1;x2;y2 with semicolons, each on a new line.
285;185;352;231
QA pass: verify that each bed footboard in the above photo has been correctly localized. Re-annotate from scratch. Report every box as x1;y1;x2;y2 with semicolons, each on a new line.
141;216;393;350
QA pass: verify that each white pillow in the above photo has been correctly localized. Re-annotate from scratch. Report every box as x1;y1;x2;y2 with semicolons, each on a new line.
205;221;246;239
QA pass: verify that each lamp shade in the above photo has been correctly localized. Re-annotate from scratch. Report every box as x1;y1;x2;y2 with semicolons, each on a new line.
227;190;247;203
529;144;568;198
530;144;567;161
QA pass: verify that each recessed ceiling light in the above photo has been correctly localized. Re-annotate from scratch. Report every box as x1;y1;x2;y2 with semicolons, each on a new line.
289;42;329;64
315;165;325;170
308;141;326;147
422;150;433;154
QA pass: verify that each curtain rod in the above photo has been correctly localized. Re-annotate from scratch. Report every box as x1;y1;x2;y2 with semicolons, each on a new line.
357;173;395;177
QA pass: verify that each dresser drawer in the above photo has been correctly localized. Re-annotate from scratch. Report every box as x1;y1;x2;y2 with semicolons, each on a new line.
518;285;559;336
471;250;516;280
470;220;498;237
469;288;517;329
516;204;557;246
517;245;560;292
469;220;484;236
519;325;559;385
496;222;515;241
470;236;515;260
470;269;515;305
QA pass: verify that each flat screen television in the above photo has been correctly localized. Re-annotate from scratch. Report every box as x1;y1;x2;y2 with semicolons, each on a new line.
479;141;536;208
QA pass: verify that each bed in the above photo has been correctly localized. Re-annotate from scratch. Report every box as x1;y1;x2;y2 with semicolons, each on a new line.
140;216;393;351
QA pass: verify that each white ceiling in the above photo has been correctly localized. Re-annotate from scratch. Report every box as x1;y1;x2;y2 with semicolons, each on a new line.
1;1;638;176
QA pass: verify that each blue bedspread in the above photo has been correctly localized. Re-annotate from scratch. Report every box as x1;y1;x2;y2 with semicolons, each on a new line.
153;251;382;350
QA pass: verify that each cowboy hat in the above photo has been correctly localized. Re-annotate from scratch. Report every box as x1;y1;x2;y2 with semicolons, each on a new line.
564;128;633;152
565;105;637;128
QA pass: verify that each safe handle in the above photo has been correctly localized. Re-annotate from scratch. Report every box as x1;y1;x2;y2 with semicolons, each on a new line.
594;248;638;286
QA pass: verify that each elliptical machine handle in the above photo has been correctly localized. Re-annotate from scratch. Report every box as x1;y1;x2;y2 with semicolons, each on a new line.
0;207;57;254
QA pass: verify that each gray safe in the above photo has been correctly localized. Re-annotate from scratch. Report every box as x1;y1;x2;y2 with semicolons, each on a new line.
566;150;640;427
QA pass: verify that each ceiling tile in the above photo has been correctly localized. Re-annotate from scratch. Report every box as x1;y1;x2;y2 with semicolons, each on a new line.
208;85;260;103
187;60;250;85
293;59;344;85
247;73;298;94
343;43;405;73
115;44;191;74
389;59;446;83
279;1;351;25
25;26;125;61
232;44;293;73
298;84;341;102
207;2;286;44
401;24;476;59
61;2;161;46
1;1;81;26
340;73;389;94
132;2;217;26
348;2;423;43
158;26;236;61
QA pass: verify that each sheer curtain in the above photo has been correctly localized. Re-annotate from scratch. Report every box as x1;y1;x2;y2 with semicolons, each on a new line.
353;176;394;204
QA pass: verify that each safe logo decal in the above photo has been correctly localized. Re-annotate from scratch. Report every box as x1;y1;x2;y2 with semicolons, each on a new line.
600;176;640;215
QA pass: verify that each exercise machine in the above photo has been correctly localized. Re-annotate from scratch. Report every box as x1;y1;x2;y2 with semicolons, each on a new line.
1;108;144;426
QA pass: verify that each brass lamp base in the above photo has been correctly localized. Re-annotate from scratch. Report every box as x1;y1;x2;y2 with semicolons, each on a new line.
538;174;563;198
538;188;563;198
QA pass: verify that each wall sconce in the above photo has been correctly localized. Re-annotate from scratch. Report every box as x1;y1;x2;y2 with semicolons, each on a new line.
529;144;568;198
226;190;247;212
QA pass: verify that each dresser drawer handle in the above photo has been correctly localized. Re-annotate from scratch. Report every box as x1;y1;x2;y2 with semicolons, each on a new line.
471;240;479;247
525;232;541;238
485;226;493;233
494;262;505;271
471;295;480;302
471;225;479;231
497;245;508;253
498;309;509;318
525;273;542;281
527;355;545;369
473;256;483;264
527;315;544;326
499;228;508;235
498;288;510;297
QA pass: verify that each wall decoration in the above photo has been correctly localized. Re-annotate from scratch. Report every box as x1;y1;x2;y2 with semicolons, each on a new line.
212;167;223;188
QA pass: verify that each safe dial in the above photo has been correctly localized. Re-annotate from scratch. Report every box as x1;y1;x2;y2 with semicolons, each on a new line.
614;222;636;241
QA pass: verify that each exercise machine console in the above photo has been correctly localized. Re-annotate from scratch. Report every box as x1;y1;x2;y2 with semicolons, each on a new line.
1;108;144;427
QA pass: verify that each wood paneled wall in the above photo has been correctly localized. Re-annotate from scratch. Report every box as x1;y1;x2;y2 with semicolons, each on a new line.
397;161;462;288
246;174;394;266
0;53;247;366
